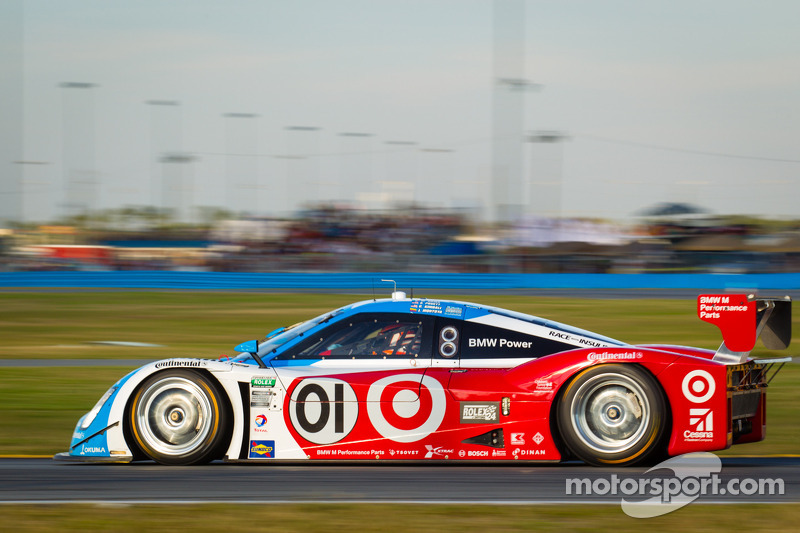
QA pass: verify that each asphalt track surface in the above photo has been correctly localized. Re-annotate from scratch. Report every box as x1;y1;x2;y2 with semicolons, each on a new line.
2;457;798;504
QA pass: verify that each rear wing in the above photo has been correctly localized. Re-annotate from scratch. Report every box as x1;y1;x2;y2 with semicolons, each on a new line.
697;294;792;364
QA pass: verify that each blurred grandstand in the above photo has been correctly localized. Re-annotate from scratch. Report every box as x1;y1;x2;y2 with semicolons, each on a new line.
2;203;800;274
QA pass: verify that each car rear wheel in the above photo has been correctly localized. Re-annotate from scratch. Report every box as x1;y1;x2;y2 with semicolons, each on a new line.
557;364;666;466
128;369;229;465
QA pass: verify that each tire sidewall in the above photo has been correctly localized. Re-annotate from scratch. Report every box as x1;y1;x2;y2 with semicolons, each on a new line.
557;364;666;466
128;369;229;465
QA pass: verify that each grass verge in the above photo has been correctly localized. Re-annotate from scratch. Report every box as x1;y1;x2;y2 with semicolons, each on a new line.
1;503;800;532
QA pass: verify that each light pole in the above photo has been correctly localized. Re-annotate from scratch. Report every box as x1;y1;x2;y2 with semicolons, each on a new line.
383;141;418;207
527;130;569;220
419;148;456;210
145;100;180;219
159;152;196;224
284;126;321;213
338;132;374;209
224;113;259;217
59;82;97;222
491;0;542;224
12;160;50;224
1;1;23;226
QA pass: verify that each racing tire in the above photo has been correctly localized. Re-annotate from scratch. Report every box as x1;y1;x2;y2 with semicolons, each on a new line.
128;369;230;465
557;364;667;467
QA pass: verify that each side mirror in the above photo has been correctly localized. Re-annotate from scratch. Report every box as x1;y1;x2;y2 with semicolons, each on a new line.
235;339;259;353
234;339;266;368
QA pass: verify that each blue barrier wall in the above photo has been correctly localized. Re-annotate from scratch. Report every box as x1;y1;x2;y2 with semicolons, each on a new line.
2;271;800;290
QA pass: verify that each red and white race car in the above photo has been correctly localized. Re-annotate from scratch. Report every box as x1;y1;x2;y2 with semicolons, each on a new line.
57;291;791;466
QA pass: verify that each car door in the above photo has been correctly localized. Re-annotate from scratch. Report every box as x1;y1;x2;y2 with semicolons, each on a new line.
271;312;436;446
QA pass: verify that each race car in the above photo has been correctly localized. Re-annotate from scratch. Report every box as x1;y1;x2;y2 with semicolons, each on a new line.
55;290;791;466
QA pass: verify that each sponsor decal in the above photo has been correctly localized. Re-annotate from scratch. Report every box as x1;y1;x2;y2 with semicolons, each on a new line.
511;432;525;445
249;440;275;458
289;375;448;446
460;402;500;423
410;299;463;317
315;449;385;457
685;409;714;441
697;294;756;352
388;449;419;457
519;449;546;456
154;359;204;369
72;431;85;441
548;330;608;348
253;414;269;433
491;449;507;457
467;338;533;349
466;450;489;457
697;295;750;319
289;379;358;445
532;432;545;445
80;446;107;455
577;338;605;348
534;379;553;391
366;374;447;443
682;370;716;403
587;351;642;361
424;445;454;459
251;377;277;388
250;389;274;408
444;305;464;318
458;450;466;457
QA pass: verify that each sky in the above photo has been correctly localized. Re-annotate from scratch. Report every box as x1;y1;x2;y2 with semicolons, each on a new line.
1;0;799;225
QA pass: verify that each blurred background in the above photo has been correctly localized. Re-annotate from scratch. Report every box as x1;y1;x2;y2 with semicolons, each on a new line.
2;0;799;274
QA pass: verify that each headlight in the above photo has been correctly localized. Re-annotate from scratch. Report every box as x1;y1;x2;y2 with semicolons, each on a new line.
80;386;118;430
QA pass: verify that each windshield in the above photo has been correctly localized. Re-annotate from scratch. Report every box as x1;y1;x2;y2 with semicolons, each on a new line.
230;307;347;363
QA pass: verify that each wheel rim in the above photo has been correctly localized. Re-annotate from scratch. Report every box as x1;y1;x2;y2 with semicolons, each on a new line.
135;377;215;457
569;373;651;455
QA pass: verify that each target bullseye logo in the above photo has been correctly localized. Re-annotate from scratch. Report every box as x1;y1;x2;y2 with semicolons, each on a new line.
681;370;716;403
366;374;446;442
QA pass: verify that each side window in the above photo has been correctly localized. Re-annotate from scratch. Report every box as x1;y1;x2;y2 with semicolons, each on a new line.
286;314;427;359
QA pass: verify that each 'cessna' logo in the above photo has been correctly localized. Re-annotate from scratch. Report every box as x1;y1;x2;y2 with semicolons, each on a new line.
685;409;714;441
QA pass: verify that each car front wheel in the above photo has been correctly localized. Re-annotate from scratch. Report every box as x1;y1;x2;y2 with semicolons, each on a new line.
128;369;229;465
